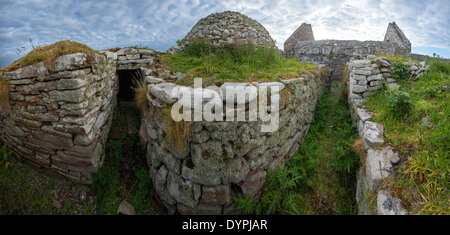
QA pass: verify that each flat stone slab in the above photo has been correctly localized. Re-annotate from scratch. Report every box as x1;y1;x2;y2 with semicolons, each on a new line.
357;108;372;122
366;148;394;192
363;121;384;147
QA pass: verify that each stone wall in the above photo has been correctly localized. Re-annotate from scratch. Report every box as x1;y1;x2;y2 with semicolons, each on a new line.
285;22;411;80
0;52;118;184
115;47;159;71
140;69;325;214
346;58;427;215
181;11;276;49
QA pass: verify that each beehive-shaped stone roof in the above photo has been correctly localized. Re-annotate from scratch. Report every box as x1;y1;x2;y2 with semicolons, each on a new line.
183;11;276;48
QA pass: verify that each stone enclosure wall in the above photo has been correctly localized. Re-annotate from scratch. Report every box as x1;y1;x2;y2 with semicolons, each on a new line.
346;58;428;215
0;47;164;184
140;69;325;214
0;52;118;184
285;22;411;80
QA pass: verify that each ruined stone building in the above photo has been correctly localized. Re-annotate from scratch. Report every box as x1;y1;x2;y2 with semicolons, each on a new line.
284;22;411;79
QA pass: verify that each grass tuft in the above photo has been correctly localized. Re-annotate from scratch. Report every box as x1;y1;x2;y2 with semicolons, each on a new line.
160;107;192;155
0;80;11;113
1;40;97;72
133;79;149;111
162;39;319;86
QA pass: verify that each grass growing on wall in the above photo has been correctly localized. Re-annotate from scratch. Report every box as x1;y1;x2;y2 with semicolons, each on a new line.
159;106;192;155
162;39;319;86
366;58;450;215
133;79;149;111
373;53;419;63
0;40;98;72
233;83;361;215
0;80;10;113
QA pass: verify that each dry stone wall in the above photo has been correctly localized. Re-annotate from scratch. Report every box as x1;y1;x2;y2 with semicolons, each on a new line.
115;47;159;70
0;52;118;184
140;69;325;214
347;58;428;215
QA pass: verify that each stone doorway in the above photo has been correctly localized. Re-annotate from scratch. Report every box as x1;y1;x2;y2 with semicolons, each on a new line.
117;69;142;102
109;69;142;138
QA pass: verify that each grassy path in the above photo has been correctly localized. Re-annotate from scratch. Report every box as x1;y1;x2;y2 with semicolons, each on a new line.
235;80;361;214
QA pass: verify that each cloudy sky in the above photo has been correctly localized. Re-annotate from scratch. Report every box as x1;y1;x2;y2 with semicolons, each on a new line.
1;0;449;67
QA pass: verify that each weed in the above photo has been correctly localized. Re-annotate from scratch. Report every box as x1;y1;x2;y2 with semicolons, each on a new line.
391;62;410;80
91;139;123;213
160;106;192;154
385;88;413;120
0;144;13;169
0;80;11;113
133;78;149;111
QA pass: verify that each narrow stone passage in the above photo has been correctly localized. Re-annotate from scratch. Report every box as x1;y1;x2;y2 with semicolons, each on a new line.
294;80;360;214
240;80;361;214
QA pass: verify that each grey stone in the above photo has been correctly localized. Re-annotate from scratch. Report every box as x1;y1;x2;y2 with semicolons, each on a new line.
353;69;373;76
146;76;164;84
117;200;136;215
363;121;384;147
149;83;178;104
390;153;401;165
357;108;372;122
369;80;384;87
375;58;391;67
353;75;367;81
2;62;48;80
377;190;408;215
421;116;433;129
352;60;372;68
57;78;87;90
224;157;250;183
352;85;367;94
167;172;200;207
386;78;396;83
367;74;384;82
53;53;89;72
366;148;394;192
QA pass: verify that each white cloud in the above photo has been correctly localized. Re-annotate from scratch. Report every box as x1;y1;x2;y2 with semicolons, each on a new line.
0;0;449;67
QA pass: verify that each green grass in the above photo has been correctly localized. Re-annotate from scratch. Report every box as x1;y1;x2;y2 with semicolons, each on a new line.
0;107;155;215
0;40;98;72
91;107;155;215
162;41;319;86
366;58;449;215
233;82;361;214
373;54;420;63
0;156;97;215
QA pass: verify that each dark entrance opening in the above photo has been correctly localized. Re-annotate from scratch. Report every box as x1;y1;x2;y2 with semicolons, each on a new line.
117;70;141;102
